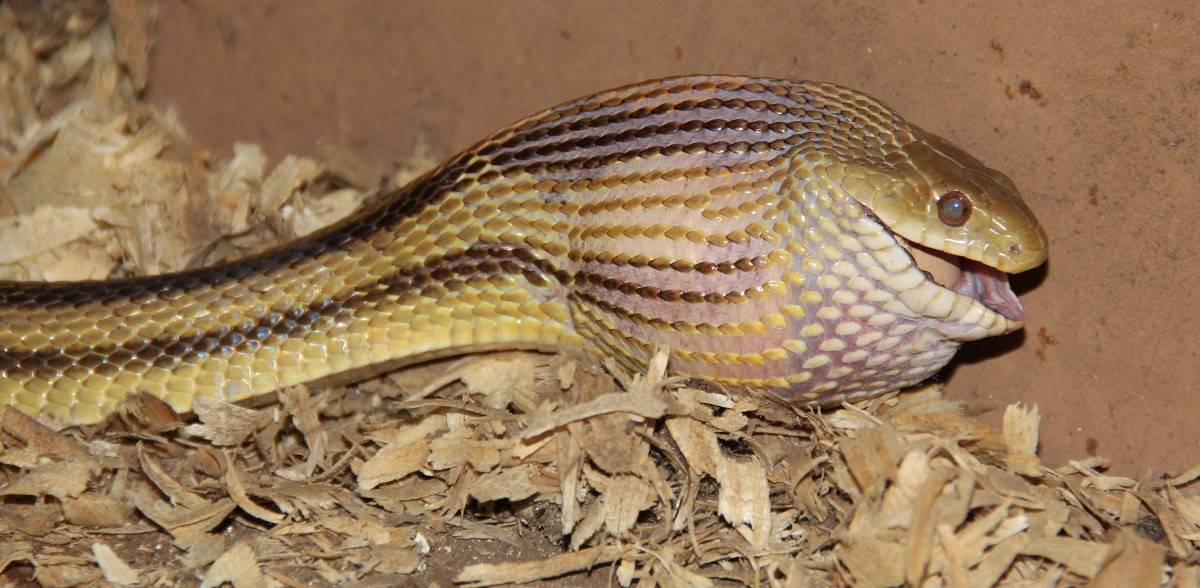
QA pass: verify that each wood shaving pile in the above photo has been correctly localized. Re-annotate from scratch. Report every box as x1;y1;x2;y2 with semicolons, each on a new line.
1;3;1198;586
0;0;370;283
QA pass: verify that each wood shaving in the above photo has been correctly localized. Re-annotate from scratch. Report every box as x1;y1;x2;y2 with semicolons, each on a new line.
1;3;1198;587
0;0;369;282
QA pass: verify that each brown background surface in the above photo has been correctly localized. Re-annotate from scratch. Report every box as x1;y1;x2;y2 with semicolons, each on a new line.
145;1;1200;476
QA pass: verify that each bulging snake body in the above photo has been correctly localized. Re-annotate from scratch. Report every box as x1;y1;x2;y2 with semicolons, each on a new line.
0;75;1047;424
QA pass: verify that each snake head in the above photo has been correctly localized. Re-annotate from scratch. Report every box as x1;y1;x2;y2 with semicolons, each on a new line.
836;125;1048;331
862;131;1049;275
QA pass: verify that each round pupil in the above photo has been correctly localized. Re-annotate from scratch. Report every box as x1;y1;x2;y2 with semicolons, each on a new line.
942;197;964;218
937;191;971;227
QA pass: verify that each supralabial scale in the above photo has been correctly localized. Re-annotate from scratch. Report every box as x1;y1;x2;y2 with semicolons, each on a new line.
0;75;1048;424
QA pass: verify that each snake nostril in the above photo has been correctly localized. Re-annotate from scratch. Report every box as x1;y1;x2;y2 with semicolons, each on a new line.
1009;244;1021;256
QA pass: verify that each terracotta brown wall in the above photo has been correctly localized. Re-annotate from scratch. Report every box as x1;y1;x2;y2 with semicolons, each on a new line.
147;0;1200;476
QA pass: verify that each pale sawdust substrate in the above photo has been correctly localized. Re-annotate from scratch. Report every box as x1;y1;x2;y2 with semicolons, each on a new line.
1;3;1199;586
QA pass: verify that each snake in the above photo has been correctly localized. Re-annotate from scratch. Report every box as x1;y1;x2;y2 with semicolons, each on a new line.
0;75;1047;424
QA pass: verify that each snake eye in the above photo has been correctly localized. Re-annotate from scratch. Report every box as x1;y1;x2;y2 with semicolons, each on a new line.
937;191;972;227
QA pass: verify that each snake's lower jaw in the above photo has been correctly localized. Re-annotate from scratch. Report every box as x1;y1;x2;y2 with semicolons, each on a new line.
903;240;1027;339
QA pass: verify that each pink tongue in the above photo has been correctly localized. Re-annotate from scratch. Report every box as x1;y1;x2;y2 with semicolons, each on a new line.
953;260;1026;321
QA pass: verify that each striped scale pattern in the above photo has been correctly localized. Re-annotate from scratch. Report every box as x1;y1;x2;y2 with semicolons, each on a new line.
0;75;1047;424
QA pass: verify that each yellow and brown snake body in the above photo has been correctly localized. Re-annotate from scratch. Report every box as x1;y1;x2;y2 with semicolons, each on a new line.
0;76;1048;424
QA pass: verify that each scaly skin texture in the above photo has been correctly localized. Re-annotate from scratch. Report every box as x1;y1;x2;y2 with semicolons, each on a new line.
0;75;1048;424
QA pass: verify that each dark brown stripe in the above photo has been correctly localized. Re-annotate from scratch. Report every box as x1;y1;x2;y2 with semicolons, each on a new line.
496;135;799;179
1;242;568;380
573;249;777;276
571;290;735;338
495;116;799;164
573;269;776;306
490;87;846;157
490;118;816;175
0;150;478;311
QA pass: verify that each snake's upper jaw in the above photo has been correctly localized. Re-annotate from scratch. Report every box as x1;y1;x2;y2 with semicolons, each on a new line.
952;260;1025;322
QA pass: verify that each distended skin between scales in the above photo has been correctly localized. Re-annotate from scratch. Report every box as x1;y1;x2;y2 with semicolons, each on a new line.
0;75;1048;424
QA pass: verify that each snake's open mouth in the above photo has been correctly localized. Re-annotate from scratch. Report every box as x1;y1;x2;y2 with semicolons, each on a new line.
952;260;1025;322
905;241;1026;322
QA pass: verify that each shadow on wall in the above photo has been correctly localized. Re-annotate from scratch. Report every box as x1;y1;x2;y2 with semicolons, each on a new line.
940;261;1049;396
